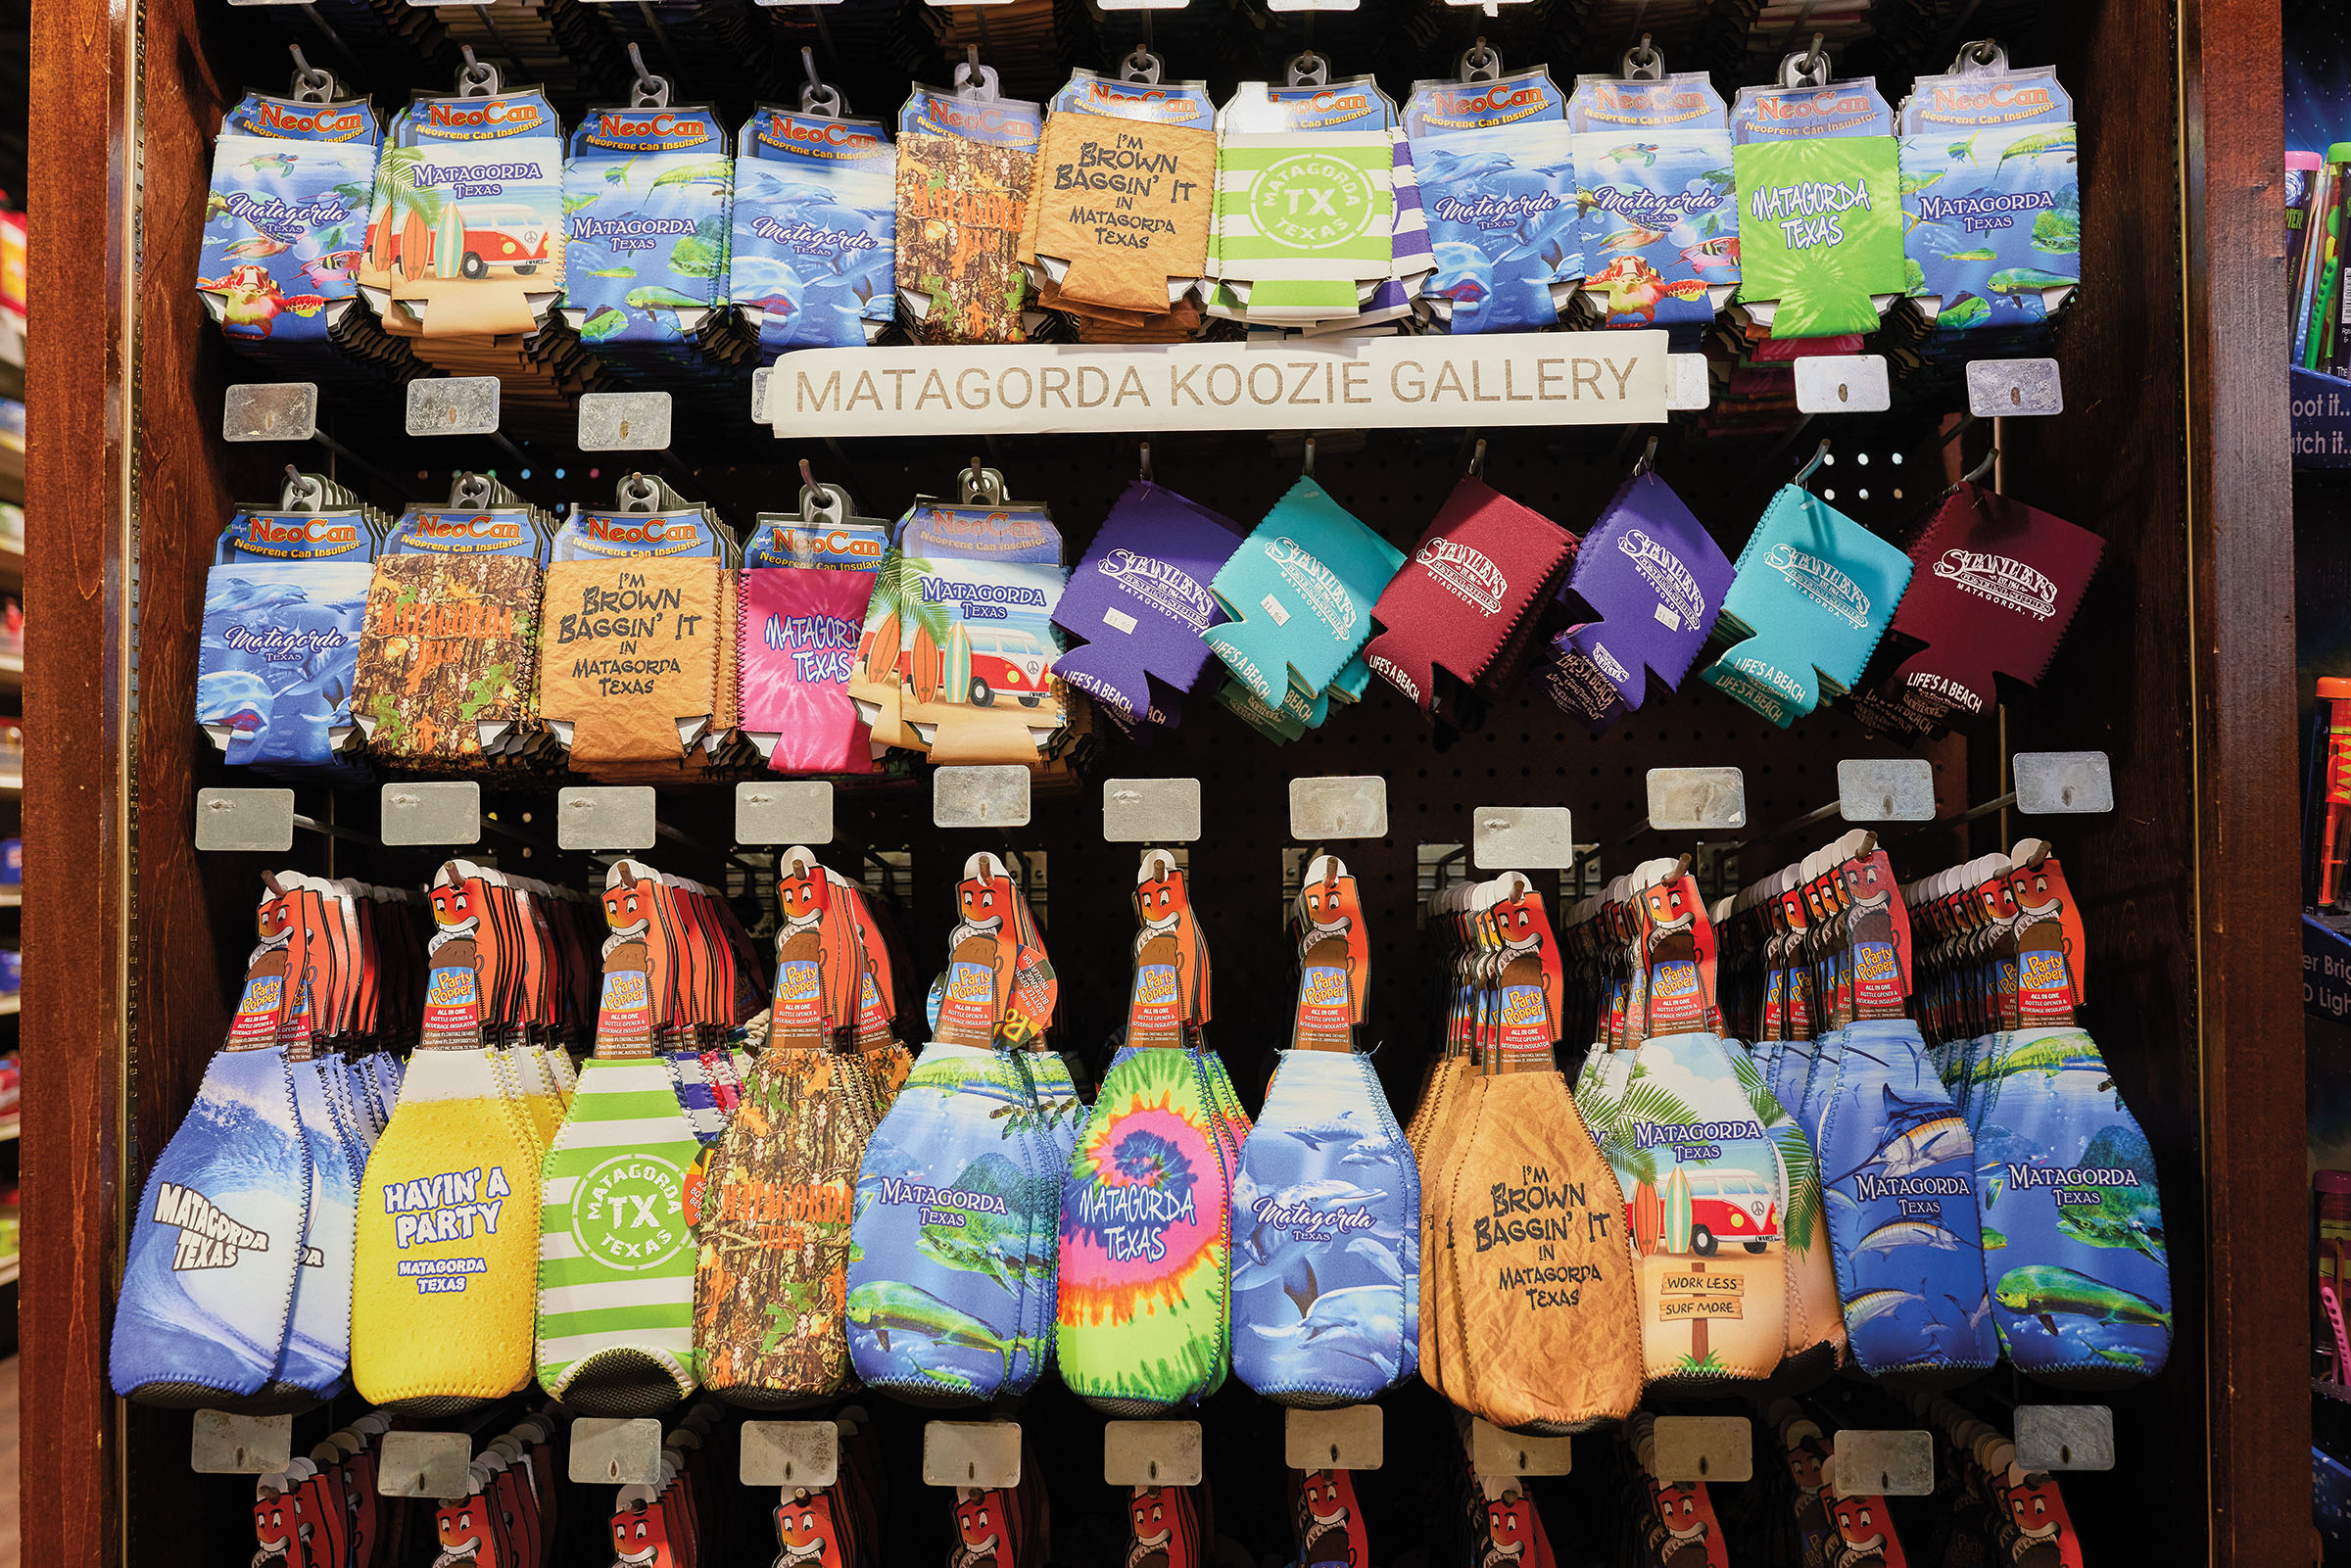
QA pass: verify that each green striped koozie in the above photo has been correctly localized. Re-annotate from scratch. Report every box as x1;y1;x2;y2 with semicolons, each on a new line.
536;1054;705;1413
1208;131;1395;322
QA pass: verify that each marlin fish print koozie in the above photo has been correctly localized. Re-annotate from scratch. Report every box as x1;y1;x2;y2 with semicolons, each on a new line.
1965;1026;2171;1387
1814;1018;1998;1383
1230;1049;1420;1405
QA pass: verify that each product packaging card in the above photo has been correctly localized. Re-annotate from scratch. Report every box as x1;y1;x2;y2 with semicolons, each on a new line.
562;102;733;349
1859;482;2101;738
1203;477;1404;714
1405;69;1578;334
202;92;380;344
1730;74;1901;338
1567;72;1738;341
202;502;378;771
737;565;879;774
1537;469;1734;736
732;107;895;356
1898;53;2076;329
1052;480;1243;727
362;85;565;337
1365;474;1575;718
1700;483;1913;727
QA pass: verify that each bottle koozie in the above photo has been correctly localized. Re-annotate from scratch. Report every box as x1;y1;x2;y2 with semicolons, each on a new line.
200;475;382;774
731;105;895;357
1814;1017;1999;1381
1536;468;1733;736
282;1048;364;1399
1567;69;1738;345
536;861;707;1413
895;76;1041;345
1365;474;1574;719
1700;481;1913;728
1855;481;2102;742
112;892;312;1406
354;868;542;1411
1203;477;1404;716
847;855;1060;1404
1051;480;1243;729
696;851;873;1405
1725;1039;1847;1378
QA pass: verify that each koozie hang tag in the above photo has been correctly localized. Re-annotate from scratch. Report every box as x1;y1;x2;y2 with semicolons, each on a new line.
1204;477;1404;712
738;489;883;774
1537;469;1734;736
353;865;540;1409
896;74;1042;344
1057;852;1232;1413
1567;66;1739;345
1701;479;1913;727
1861;482;2102;739
845;855;1057;1404
1051;481;1244;728
1290;1469;1370;1568
112;887;312;1406
202;474;384;774
1231;855;1418;1403
696;851;872;1405
1898;48;2078;335
731;105;896;356
1730;55;1905;338
1403;60;1579;335
536;860;706;1413
1366;474;1574;717
560;100;733;356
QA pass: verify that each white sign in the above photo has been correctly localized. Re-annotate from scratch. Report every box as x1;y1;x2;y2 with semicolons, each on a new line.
767;335;1669;438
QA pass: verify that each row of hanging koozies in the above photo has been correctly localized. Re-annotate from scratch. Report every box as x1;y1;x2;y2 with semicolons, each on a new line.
199;34;2078;406
196;441;2104;782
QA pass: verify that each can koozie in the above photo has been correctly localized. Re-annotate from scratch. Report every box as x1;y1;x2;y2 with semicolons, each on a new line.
1203;478;1404;715
352;552;543;763
1567;72;1738;344
737;565;878;775
561;103;732;354
1230;1049;1419;1404
1729;73;1904;339
731;107;896;356
1404;67;1577;335
1963;1026;2171;1386
895;133;1036;345
200;89;376;348
1051;481;1243;728
200;497;378;773
538;557;727;767
1208;130;1396;323
1812;1017;1999;1383
281;1054;364;1398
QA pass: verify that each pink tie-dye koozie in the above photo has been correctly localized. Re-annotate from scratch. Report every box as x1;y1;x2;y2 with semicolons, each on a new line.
738;565;879;775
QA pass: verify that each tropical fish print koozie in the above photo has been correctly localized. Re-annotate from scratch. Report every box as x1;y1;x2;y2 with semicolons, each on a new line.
1232;1049;1417;1404
1964;1026;2171;1386
1813;1017;1998;1382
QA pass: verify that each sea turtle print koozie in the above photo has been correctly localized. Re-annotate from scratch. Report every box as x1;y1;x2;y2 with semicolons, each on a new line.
1814;1017;1999;1383
535;864;706;1413
1964;1026;2171;1386
1231;1049;1418;1404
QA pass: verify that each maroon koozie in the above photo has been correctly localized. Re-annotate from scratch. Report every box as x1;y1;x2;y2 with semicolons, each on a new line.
1863;481;2103;736
1364;476;1575;719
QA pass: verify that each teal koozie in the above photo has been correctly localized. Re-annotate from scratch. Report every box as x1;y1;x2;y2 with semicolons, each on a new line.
1701;484;1912;727
1203;478;1406;712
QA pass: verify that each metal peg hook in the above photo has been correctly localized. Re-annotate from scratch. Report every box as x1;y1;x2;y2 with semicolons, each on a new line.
1467;438;1486;478
1620;32;1662;81
1633;434;1658;477
1795;439;1831;487
1458;38;1501;83
797;457;846;527
1302;436;1317;478
1961;445;1999;486
288;45;336;103
1138;442;1153;483
625;44;671;109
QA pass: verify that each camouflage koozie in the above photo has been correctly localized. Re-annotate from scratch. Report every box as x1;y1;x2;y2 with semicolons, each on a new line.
896;133;1034;345
353;553;542;762
695;1046;873;1405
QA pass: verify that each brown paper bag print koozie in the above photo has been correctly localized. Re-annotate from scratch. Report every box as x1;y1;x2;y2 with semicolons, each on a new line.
1430;875;1642;1433
696;850;875;1405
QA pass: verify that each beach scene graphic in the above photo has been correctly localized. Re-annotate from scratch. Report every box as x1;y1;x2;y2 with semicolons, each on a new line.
1230;1049;1419;1402
1587;1033;1790;1380
1967;1025;2170;1384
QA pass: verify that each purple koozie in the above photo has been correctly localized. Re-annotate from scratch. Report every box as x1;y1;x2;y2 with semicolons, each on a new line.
1052;480;1245;727
1535;471;1734;736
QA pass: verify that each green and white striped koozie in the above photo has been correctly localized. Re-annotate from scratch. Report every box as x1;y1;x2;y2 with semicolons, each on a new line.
1208;131;1395;323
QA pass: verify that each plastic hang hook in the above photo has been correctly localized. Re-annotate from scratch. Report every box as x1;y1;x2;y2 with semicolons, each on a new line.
287;45;336;104
1285;51;1331;88
1121;44;1165;85
281;465;326;511
625;44;672;110
1457;37;1502;83
1779;32;1831;89
954;46;1001;103
1620;32;1662;81
799;46;844;118
1952;37;2007;74
796;458;847;528
615;472;663;512
961;456;1010;504
456;46;501;98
